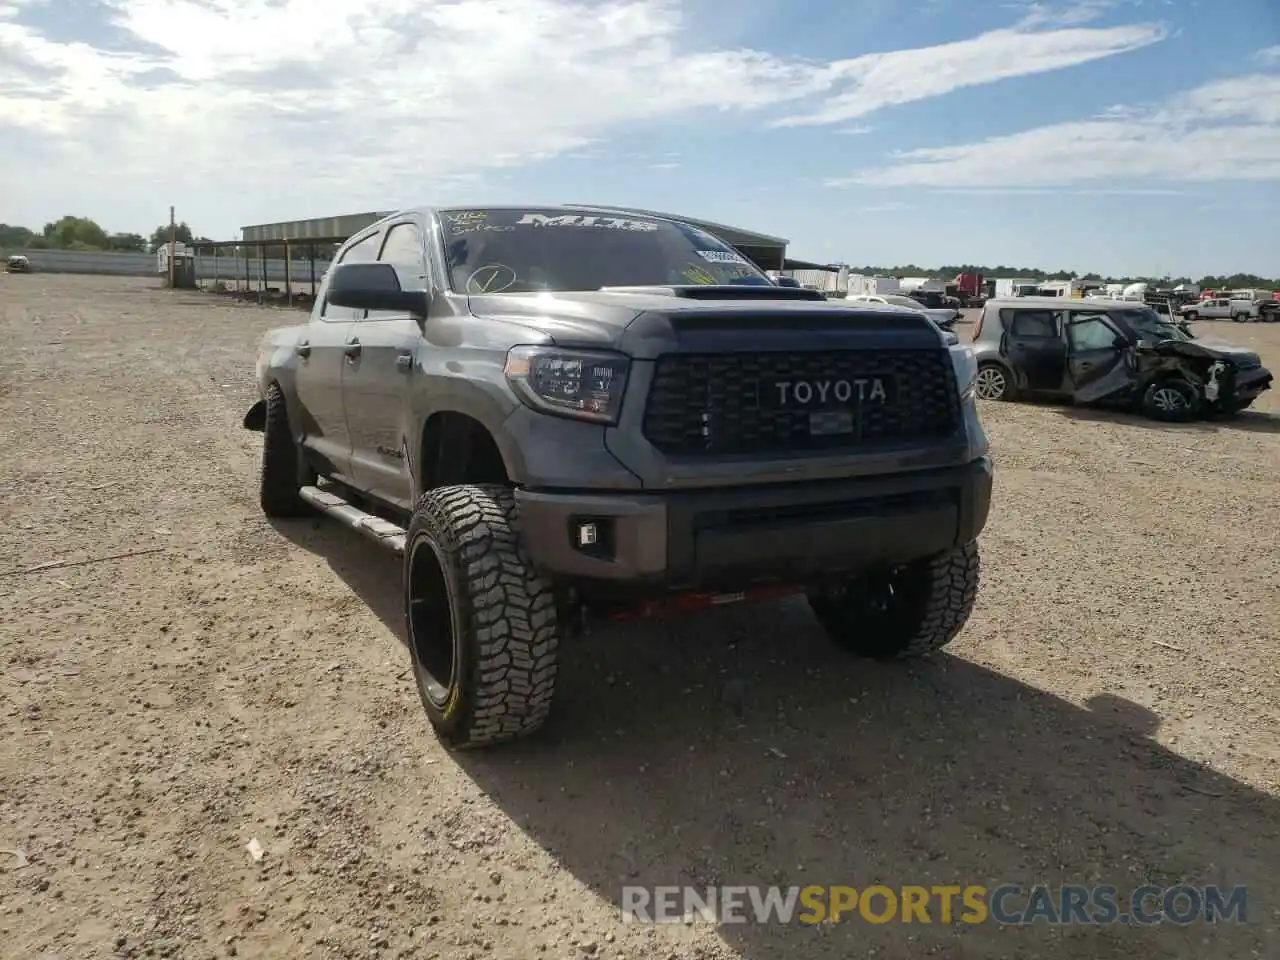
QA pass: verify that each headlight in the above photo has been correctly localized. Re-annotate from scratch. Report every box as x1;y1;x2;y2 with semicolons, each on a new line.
949;343;977;401
504;346;631;424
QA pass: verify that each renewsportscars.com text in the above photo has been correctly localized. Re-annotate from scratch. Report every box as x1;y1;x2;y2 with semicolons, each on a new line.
621;884;1248;926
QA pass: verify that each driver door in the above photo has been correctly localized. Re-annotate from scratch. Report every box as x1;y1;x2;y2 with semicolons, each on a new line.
1065;311;1131;403
1002;308;1067;394
293;231;381;483
342;218;431;511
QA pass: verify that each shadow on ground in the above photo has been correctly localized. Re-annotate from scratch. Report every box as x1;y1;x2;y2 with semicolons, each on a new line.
272;517;1280;959
1055;406;1280;435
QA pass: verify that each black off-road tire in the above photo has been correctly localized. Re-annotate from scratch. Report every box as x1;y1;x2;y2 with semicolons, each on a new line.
260;383;313;517
808;541;981;660
404;484;560;749
1141;378;1200;422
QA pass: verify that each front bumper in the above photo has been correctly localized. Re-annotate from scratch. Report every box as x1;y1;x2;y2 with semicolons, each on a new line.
516;457;993;591
1234;368;1273;399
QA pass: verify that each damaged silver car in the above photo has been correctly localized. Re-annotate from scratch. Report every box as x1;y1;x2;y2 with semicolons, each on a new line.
971;297;1273;421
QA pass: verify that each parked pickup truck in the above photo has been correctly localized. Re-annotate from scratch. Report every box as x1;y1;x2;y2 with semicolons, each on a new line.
1179;297;1270;323
244;205;993;749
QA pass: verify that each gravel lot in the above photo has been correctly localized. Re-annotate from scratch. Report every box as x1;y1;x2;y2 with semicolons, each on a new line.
2;275;1278;960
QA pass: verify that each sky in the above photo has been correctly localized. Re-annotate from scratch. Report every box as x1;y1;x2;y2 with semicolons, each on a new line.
0;0;1277;277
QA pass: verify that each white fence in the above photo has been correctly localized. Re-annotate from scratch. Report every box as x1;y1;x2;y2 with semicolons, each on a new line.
2;248;327;285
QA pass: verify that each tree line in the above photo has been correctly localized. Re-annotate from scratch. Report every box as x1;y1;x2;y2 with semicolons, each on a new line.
841;264;1279;290
0;216;208;254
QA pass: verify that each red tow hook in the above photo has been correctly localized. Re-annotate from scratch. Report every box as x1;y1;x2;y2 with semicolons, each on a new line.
607;583;803;621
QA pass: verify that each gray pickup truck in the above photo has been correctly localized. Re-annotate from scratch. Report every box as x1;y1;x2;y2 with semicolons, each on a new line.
244;205;993;749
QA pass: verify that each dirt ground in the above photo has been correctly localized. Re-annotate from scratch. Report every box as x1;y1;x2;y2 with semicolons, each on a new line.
2;275;1278;960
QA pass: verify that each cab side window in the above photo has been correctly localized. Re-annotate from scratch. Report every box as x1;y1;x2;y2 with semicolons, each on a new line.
1005;310;1060;338
320;232;380;321
1067;314;1120;351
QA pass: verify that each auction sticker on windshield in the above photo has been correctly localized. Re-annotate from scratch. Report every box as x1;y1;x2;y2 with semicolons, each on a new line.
696;249;749;265
514;213;658;231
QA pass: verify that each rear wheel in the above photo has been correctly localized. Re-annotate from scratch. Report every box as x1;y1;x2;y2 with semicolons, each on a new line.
404;484;560;749
808;542;981;659
1233;312;1250;323
974;363;1014;401
1141;378;1200;422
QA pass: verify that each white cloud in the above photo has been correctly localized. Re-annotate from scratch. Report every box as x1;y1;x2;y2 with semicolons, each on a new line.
837;125;875;136
830;73;1280;187
771;19;1167;127
0;0;1167;231
1256;44;1280;64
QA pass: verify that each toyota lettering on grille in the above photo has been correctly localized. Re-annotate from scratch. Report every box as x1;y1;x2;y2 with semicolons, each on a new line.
760;377;896;409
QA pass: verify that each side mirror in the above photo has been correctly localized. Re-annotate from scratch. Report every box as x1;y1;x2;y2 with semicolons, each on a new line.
327;262;430;315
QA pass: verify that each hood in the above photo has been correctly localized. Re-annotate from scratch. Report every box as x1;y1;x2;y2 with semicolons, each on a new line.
465;292;640;349
464;285;887;351
1146;337;1264;368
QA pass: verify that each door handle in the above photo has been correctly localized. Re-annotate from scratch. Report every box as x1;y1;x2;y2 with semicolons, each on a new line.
395;353;413;371
295;342;311;358
344;339;362;359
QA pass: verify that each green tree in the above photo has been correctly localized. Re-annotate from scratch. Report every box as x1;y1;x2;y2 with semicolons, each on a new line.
0;223;35;248
106;232;148;252
150;222;195;251
41;215;109;250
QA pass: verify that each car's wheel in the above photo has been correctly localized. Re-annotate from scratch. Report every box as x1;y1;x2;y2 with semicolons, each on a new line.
808;542;980;660
1141;378;1201;422
260;383;313;517
1233;312;1250;323
974;362;1014;401
404;484;560;749
1182;311;1198;322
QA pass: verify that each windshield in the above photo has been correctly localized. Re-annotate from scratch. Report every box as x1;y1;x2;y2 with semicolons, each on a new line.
882;295;924;308
1117;308;1192;341
438;208;772;293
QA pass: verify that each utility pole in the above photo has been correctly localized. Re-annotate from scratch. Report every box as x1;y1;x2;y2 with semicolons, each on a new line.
168;206;176;289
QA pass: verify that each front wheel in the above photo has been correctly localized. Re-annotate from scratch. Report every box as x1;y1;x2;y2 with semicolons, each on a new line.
1182;311;1198;322
1141;378;1200;422
404;484;561;749
974;363;1014;401
259;383;313;517
808;542;981;659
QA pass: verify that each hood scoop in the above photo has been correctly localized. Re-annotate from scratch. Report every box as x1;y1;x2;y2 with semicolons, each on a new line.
597;284;827;302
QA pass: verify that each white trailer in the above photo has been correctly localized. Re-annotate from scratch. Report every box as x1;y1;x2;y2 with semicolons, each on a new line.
847;274;901;297
899;277;945;294
994;278;1040;298
156;241;192;274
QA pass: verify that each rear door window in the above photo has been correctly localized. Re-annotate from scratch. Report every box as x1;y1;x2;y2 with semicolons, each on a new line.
1002;309;1061;338
320;232;380;321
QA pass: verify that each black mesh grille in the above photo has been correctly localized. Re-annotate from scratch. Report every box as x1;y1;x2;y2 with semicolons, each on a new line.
641;350;961;455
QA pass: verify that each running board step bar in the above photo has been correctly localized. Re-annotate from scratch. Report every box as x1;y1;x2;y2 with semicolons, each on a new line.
298;486;406;554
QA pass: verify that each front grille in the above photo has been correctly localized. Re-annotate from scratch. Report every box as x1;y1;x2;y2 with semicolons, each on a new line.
642;350;961;455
